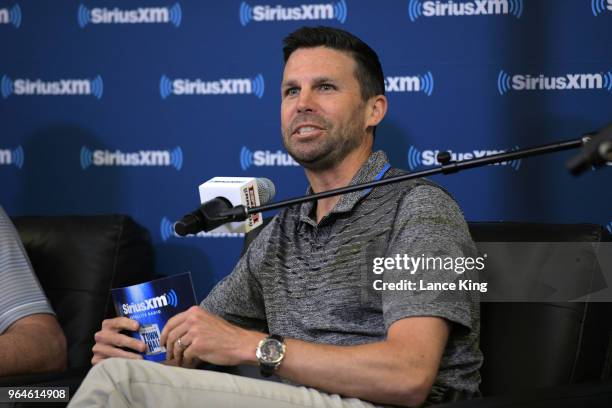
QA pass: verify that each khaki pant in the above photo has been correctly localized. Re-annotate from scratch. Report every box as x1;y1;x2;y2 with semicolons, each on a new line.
68;358;378;408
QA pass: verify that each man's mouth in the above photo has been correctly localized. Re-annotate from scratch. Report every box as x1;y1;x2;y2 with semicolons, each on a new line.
293;124;324;137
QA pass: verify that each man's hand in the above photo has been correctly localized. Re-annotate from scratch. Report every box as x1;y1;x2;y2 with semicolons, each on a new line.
160;306;264;368
91;317;147;365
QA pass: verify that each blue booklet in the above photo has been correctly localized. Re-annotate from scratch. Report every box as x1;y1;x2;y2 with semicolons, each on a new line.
111;272;197;362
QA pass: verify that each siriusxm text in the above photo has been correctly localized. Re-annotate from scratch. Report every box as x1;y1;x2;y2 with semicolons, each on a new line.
88;8;171;24
93;150;171;166
512;73;605;91
422;149;507;165
253;150;299;166
385;76;421;92
178;231;245;238
122;295;168;315
0;150;11;164
252;4;334;21
11;79;92;95
423;0;510;17
172;79;253;95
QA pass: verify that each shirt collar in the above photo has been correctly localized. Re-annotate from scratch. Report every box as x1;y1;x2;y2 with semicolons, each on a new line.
298;150;391;225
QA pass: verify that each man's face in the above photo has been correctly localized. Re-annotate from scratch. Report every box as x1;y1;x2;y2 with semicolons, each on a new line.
281;46;369;171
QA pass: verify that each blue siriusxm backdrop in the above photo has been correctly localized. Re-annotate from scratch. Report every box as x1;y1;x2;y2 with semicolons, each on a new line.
1;0;611;300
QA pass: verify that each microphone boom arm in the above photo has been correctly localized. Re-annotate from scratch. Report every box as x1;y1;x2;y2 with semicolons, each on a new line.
221;137;585;221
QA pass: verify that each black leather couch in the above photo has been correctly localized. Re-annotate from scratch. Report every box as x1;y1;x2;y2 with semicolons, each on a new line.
0;215;154;407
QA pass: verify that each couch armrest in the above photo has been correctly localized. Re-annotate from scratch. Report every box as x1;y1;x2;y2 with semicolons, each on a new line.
433;380;612;408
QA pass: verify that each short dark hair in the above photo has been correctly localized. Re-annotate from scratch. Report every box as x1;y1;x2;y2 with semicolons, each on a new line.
282;26;385;102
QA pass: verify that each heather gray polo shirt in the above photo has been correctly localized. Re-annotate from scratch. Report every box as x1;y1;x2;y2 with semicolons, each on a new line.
201;151;482;403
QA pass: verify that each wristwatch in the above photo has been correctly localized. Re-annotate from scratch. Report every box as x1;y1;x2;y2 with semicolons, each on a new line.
256;334;286;377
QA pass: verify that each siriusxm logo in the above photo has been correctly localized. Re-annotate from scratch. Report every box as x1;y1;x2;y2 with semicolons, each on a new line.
408;0;522;21
239;0;347;25
591;0;612;16
160;74;264;99
160;217;244;241
0;4;21;28
80;146;183;170
407;145;521;171
240;147;299;170
0;146;24;169
1;75;103;99
385;72;434;96
121;290;179;315
78;3;182;28
498;70;612;95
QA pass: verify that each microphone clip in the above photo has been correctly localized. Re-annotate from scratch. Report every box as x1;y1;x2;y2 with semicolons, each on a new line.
437;151;459;174
174;197;234;236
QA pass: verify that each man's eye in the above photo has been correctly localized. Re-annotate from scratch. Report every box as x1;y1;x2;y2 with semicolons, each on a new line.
285;88;299;96
319;84;335;91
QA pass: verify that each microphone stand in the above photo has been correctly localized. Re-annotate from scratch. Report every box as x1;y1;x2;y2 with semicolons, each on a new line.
220;137;586;222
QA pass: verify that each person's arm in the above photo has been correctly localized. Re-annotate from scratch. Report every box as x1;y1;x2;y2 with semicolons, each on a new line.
272;317;449;407
0;314;67;376
0;207;68;376
162;307;448;407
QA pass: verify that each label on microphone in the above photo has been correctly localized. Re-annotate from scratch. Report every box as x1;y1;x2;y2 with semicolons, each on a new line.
111;272;197;362
199;177;264;234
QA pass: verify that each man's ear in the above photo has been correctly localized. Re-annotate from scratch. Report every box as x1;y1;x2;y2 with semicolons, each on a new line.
365;95;388;128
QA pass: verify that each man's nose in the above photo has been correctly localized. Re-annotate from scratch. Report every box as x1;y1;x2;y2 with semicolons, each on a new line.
296;89;315;113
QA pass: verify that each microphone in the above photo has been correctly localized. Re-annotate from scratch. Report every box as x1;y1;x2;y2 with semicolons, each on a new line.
567;123;612;175
174;177;275;236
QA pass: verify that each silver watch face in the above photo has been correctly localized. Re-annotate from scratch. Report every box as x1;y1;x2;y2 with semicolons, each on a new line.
257;338;284;364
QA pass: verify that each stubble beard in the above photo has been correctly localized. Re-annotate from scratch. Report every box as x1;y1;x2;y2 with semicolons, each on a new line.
282;111;367;171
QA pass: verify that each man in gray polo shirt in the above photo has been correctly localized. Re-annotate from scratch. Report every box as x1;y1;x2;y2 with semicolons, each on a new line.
71;26;482;407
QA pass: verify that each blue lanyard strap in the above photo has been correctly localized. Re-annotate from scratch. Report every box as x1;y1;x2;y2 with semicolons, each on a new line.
362;163;392;197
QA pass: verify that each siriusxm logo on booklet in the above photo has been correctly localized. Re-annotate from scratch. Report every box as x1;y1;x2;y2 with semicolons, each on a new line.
498;70;612;95
160;217;244;241
0;146;24;169
78;3;182;27
121;290;179;315
408;0;523;21
240;147;299;170
160;74;264;99
1;75;103;99
591;0;612;16
239;0;347;25
385;72;434;96
80;146;183;170
407;146;521;171
0;4;22;28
